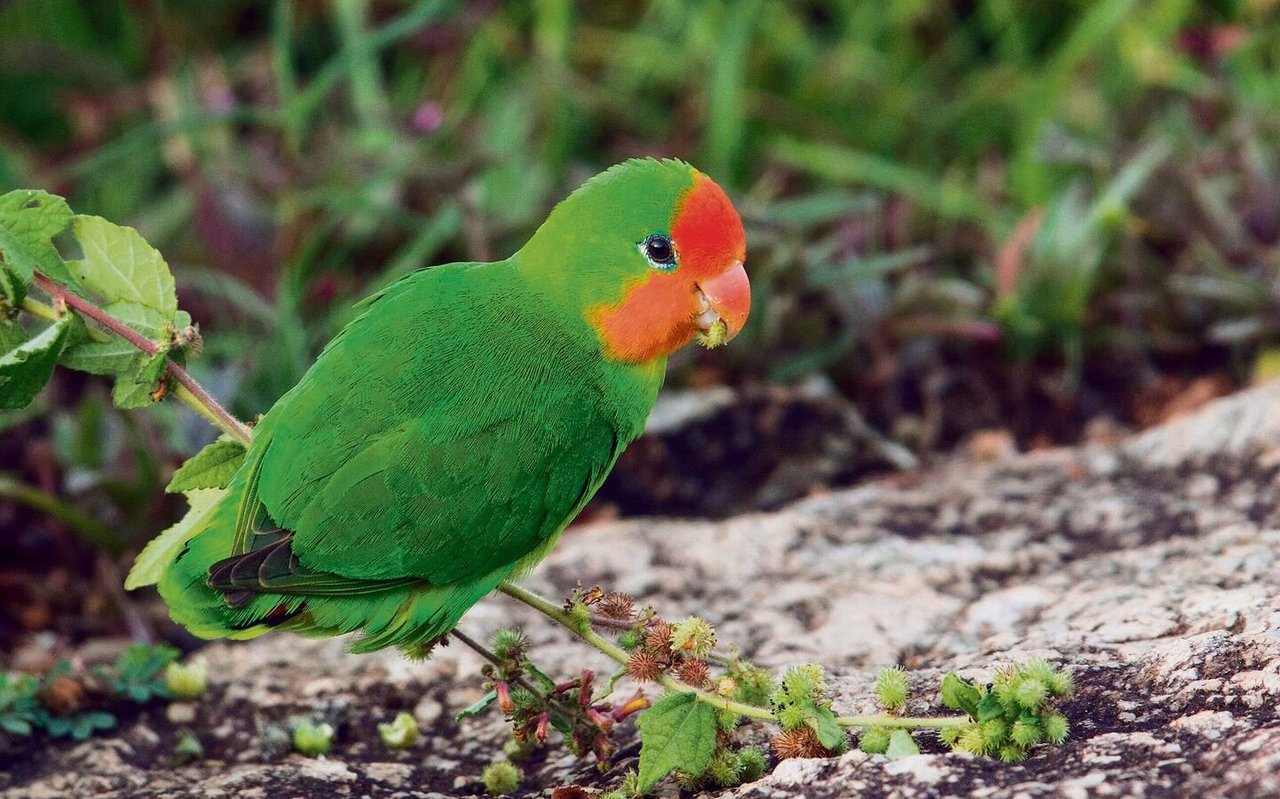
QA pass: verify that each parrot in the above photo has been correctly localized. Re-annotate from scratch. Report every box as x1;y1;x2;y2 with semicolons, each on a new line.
129;158;750;656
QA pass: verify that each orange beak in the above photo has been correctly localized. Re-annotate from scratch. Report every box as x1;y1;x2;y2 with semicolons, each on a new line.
695;261;750;342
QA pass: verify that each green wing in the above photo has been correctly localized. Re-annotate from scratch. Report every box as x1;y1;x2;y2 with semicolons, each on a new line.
246;260;631;584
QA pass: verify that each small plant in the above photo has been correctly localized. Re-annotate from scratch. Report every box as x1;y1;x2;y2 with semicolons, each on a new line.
481;760;522;796
164;657;209;700
0;674;41;741
377;711;419;749
110;643;180;703
291;719;335;756
938;660;1074;762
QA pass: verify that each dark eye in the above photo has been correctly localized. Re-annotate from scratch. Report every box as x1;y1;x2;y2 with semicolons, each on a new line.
641;234;677;269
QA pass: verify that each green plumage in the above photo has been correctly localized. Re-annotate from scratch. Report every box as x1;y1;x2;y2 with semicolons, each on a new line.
148;159;702;654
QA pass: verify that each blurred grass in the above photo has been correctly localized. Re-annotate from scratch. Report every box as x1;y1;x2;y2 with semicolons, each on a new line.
2;0;1280;551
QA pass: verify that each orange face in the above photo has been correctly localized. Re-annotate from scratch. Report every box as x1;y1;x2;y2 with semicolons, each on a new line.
591;173;750;364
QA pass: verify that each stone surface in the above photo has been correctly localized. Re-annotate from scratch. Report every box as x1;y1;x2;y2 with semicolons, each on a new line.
5;380;1280;797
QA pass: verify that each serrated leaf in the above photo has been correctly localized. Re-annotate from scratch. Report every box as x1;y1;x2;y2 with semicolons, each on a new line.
977;691;1005;723
125;488;225;589
0;189;78;290
453;689;497;722
885;729;920;758
69;215;176;317
636;692;717;793
58;337;138;376
111;350;169;409
60;300;171;377
811;705;846;750
940;673;981;717
0;317;70;409
167;437;247;492
0;262;26;307
0;320;28;352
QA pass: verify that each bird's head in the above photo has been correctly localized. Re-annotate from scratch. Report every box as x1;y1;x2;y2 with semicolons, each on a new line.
517;158;749;364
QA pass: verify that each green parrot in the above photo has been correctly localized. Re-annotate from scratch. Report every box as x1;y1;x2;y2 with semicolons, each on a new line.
129;158;750;655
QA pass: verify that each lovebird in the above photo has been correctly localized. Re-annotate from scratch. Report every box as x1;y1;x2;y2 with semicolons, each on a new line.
129;159;749;655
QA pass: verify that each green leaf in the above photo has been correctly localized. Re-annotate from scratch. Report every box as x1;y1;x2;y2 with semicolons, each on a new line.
977;691;1005;723
0;320;28;352
940;673;982;717
885;729;920;758
110;349;168;409
636;692;717;793
0;317;70;409
69;215;176;317
167;437;247;492
811;705;846;750
59;300;171;377
0;262;26;307
125;488;225;590
453;689;497;722
0;189;78;290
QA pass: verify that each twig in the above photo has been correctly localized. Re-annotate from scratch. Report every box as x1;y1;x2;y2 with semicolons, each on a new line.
498;580;969;730
20;274;968;734
30;273;252;445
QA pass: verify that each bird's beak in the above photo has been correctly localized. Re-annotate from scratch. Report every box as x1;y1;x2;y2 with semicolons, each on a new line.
693;261;750;347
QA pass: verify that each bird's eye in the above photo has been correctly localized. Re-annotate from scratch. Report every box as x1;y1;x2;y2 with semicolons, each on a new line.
641;234;677;269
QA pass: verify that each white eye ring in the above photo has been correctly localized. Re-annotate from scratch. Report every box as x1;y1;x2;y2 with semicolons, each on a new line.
640;234;677;270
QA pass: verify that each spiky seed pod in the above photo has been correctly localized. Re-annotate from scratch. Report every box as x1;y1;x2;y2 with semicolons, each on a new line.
956;724;990;756
38;675;86;715
874;666;910;711
1013;677;1047;711
1011;720;1042;747
675;658;710;687
858;727;892;754
645;620;673;654
707;751;743;788
626;650;664;682
596;592;635;621
780;664;826;699
669;617;717;659
1047;669;1074;698
481;761;522;796
771;726;826;759
491;628;528;662
998;744;1029;763
991;667;1020;706
938;725;965;746
736;747;767;782
617;630;641;651
775;704;808;730
1042;712;1070;744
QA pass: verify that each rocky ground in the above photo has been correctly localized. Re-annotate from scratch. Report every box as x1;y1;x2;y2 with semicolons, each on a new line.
4;380;1280;798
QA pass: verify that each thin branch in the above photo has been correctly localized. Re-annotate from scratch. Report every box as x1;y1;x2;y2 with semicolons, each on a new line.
23;272;968;735
498;580;971;730
31;273;252;445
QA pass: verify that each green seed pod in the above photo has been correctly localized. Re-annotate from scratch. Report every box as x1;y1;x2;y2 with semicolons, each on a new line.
1042;712;1070;744
377;711;418;749
1013;677;1047;710
874;666;910;711
164;658;208;700
1011;719;1042;746
291;720;334;756
736;747;767;782
669;617;717;659
859;727;891;754
481;761;521;796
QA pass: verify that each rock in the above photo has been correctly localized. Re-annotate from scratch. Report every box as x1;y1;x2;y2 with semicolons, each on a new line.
7;380;1280;797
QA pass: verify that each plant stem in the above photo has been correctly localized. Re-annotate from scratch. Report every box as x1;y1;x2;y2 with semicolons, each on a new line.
30;273;252;445
24;275;968;735
498;581;971;730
